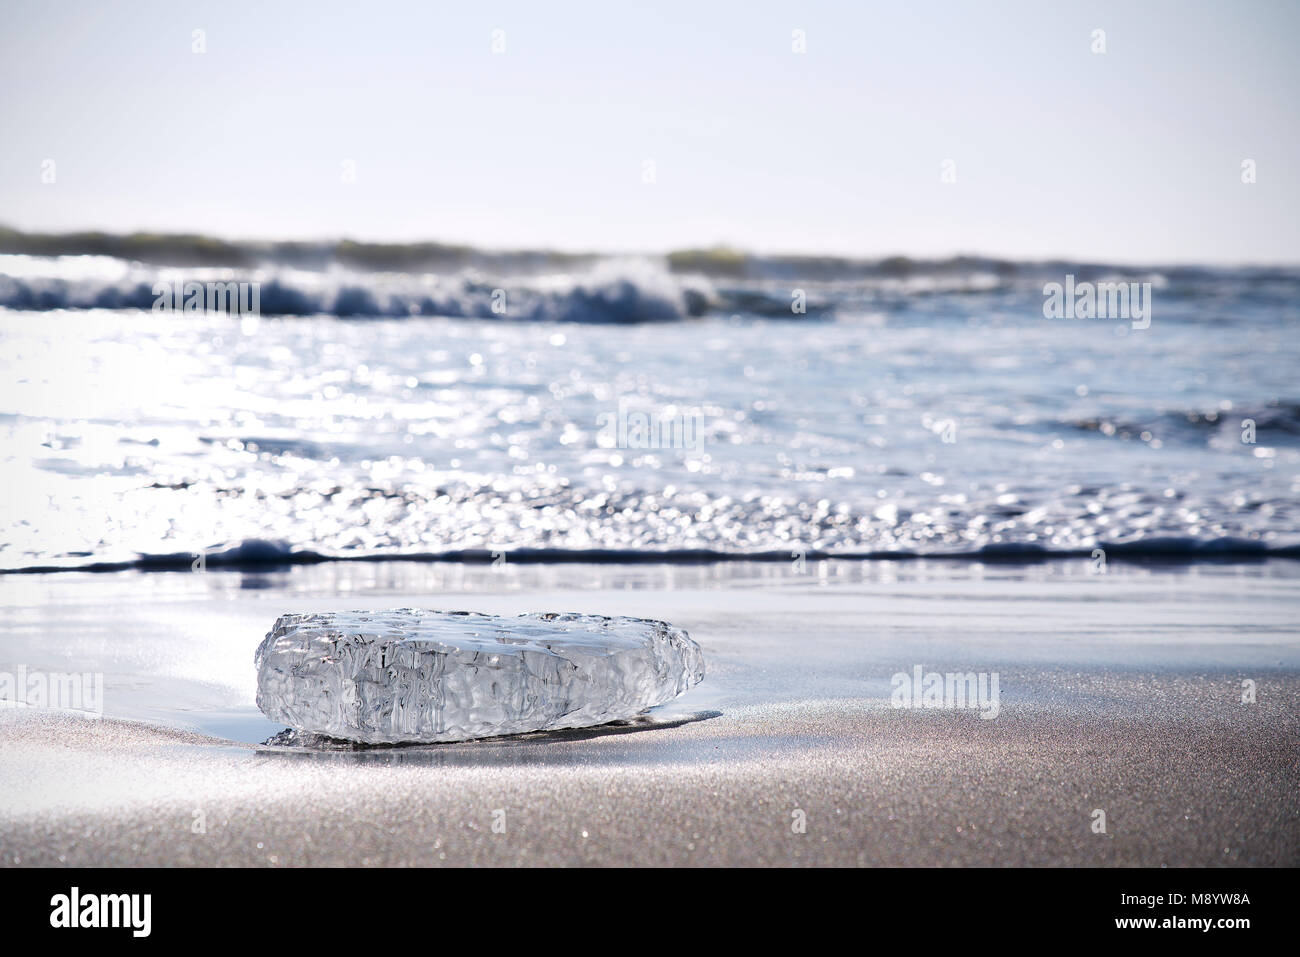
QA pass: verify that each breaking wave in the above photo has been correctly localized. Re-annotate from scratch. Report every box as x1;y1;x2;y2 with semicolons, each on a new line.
0;258;721;323
4;227;1297;321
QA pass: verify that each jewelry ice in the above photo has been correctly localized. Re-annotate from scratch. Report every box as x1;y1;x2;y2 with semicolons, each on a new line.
255;609;705;744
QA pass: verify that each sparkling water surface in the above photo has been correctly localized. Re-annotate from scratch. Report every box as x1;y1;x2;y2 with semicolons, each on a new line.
1;258;1297;569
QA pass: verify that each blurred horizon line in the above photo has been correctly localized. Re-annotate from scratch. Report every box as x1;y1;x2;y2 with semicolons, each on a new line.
4;223;1299;276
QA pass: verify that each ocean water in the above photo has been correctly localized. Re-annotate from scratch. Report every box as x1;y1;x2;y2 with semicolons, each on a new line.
1;251;1298;571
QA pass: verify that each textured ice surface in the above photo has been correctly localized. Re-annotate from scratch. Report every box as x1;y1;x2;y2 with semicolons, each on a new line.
255;609;705;744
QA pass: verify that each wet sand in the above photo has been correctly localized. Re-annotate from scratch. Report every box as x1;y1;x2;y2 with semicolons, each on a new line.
1;560;1298;866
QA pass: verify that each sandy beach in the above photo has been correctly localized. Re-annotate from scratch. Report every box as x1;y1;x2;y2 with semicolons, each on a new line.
2;559;1296;867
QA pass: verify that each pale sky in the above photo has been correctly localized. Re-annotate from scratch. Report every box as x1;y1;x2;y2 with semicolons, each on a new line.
2;0;1297;264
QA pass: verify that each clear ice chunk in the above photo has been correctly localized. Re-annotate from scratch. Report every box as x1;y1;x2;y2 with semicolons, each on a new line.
255;609;705;744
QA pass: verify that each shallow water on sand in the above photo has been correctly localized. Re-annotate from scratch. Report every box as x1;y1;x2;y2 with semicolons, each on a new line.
1;559;1296;743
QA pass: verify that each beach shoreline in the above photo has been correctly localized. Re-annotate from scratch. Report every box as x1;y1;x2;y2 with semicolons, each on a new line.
2;560;1296;867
